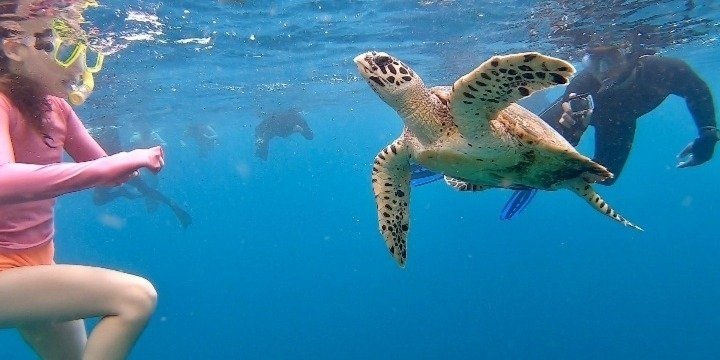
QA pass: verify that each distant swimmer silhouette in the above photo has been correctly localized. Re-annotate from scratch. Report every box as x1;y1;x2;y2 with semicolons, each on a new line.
92;118;192;228
184;123;219;158
129;127;167;149
254;108;314;160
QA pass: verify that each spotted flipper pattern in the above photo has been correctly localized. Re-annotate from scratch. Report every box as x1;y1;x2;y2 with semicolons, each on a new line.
372;138;412;267
444;176;485;192
565;179;643;231
449;52;575;138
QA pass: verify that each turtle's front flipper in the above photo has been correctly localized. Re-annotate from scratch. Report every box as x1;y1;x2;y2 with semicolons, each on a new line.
372;138;412;267
449;52;575;139
565;179;643;231
444;176;485;191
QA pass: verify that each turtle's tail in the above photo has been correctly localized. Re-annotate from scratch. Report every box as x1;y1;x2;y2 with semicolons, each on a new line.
565;179;643;231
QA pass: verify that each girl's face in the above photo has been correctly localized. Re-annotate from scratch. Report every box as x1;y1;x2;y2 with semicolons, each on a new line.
10;17;85;98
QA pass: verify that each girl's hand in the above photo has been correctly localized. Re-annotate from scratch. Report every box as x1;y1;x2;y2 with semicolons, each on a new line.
142;146;165;173
127;146;164;173
99;147;165;187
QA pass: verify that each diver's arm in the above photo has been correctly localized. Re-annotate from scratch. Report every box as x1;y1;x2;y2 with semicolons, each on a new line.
648;56;719;166
0;109;163;205
538;97;566;131
653;57;717;132
540;72;599;145
255;119;269;138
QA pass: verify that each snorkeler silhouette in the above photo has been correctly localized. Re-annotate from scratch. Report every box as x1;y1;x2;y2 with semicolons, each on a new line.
92;118;192;228
254;108;314;160
184;123;219;158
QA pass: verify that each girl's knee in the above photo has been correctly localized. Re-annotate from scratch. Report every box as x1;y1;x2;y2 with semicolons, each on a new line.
118;275;157;321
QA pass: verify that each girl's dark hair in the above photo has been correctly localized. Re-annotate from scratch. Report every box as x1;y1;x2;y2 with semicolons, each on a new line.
0;0;50;131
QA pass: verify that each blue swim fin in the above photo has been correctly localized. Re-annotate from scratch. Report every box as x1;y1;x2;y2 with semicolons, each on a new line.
410;163;443;186
411;162;538;219
500;189;538;220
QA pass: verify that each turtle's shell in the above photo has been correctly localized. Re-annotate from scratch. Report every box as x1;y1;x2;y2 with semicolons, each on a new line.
408;87;611;190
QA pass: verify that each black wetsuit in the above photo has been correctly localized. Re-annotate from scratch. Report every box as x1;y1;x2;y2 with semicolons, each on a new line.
542;55;716;184
254;109;314;160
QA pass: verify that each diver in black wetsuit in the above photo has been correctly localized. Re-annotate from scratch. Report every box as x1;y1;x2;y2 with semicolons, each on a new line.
254;108;314;160
545;45;718;183
91;118;192;228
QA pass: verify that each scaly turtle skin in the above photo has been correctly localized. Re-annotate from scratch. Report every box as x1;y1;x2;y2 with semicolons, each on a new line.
354;51;642;267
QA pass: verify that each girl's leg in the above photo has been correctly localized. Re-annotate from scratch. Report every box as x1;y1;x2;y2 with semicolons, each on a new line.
19;319;87;360
0;264;157;360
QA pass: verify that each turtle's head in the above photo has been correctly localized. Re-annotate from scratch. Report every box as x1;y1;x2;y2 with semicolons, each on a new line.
354;51;423;106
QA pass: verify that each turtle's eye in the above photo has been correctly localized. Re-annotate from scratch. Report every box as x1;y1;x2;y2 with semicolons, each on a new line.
375;55;392;68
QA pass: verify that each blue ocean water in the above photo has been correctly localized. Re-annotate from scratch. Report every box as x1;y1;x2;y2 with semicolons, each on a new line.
2;0;720;359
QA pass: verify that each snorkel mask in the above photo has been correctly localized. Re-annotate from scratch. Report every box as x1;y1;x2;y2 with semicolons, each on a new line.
50;19;104;105
582;46;623;75
581;46;629;94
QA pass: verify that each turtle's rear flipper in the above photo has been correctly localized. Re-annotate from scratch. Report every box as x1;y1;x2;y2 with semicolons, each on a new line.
372;138;412;267
444;176;485;192
565;179;643;231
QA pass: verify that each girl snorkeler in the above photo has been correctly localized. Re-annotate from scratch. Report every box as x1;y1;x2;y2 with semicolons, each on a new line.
0;1;164;359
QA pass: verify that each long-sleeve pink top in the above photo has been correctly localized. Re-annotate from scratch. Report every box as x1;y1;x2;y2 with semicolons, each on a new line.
0;94;145;250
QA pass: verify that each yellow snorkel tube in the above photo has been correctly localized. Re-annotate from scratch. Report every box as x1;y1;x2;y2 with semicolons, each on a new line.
68;51;104;105
69;70;94;105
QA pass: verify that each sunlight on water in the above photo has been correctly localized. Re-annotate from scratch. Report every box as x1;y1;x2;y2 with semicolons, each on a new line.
2;1;720;359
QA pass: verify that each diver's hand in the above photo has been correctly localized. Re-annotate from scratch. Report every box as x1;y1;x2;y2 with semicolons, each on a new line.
557;93;593;145
677;128;719;168
558;93;593;130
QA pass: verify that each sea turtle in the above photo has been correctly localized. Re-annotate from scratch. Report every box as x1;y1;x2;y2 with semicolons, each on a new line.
353;51;642;267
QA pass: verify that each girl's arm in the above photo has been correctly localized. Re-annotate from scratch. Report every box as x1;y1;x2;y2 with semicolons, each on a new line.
61;99;108;162
0;104;163;205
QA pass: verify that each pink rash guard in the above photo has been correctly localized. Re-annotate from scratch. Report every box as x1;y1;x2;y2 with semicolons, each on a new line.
0;94;148;250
